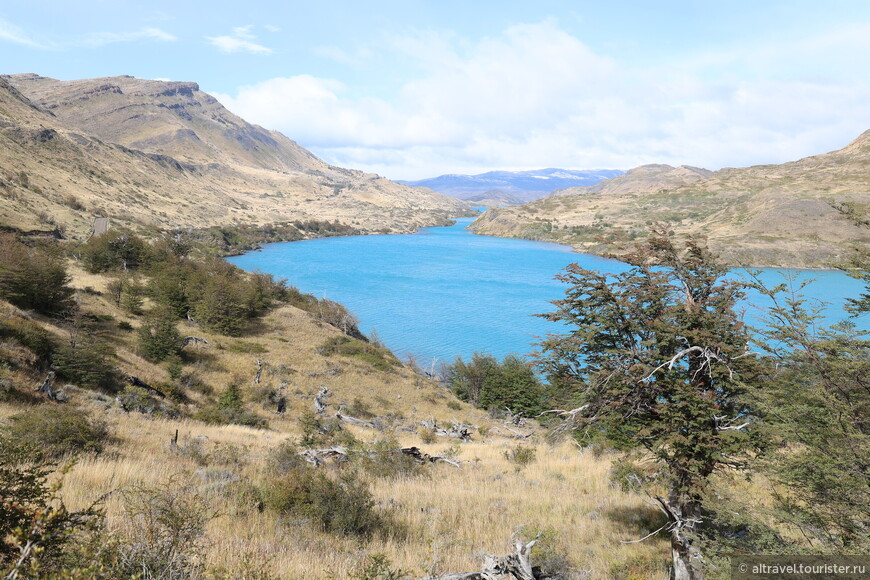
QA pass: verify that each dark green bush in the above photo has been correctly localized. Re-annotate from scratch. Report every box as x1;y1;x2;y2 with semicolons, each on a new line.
503;444;537;471
261;468;402;539
353;438;424;480
0;233;74;316
0;315;56;367
195;382;268;429
79;231;150;273
4;406;110;459
53;339;120;392
317;336;398;372
137;307;183;362
443;352;545;416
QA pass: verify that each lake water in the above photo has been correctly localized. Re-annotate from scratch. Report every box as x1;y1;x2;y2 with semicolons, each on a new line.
227;217;868;367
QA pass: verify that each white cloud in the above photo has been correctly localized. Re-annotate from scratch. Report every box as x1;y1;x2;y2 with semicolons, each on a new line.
207;25;272;55
84;27;176;47
0;18;50;49
214;20;870;179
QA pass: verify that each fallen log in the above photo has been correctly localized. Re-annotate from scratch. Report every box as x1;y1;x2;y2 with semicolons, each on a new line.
420;535;542;579
336;410;375;429
299;446;350;467
299;446;462;469
181;336;209;348
400;446;462;469
420;420;472;441
126;375;167;399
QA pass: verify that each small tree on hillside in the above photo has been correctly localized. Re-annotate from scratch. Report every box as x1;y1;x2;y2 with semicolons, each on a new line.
536;229;762;580
749;271;870;552
0;234;74;316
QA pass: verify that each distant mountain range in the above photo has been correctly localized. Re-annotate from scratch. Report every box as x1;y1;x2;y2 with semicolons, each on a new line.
471;134;870;268
398;168;624;205
0;74;468;238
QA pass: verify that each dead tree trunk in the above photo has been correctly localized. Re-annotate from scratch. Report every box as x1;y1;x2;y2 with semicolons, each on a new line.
126;375;167;398
420;535;542;579
656;496;705;580
254;359;263;385
180;336;208;349
33;371;57;400
420;420;472;441
313;386;329;415
335;410;375;429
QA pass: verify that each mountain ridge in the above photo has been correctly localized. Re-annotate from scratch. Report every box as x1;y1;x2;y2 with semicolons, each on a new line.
0;74;469;238
398;168;624;205
470;133;870;268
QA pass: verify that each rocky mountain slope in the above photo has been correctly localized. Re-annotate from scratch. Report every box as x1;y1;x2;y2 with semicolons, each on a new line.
471;135;870;267
399;168;624;205
0;74;468;238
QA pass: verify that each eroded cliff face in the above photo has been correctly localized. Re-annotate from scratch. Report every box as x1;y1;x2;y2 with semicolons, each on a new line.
471;136;870;268
0;74;468;238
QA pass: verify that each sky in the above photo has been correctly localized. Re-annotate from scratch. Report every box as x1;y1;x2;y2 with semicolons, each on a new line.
2;1;870;180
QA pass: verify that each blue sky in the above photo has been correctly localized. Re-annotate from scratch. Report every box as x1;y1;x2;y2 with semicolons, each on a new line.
2;1;870;179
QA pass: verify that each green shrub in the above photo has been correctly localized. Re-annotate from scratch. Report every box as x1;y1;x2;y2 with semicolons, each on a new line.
297;410;356;448
53;339;120;392
267;440;306;473
195;382;268;429
351;553;411;580
0;315;56;367
443;352;545;416
261;468;402;539
137;307;183;362
117;386;180;418
317;336;398;372
0;436;52;566
0;234;74;316
4;406;110;459
353;438;424;480
79;231;150;273
119;480;214;579
0;436;120;577
503;444;537;471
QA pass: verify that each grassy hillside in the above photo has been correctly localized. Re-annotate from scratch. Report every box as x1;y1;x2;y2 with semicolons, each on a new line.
0;74;469;240
471;134;870;267
0;234;678;579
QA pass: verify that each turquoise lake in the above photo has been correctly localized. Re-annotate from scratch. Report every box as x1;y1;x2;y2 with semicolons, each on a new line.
227;217;868;367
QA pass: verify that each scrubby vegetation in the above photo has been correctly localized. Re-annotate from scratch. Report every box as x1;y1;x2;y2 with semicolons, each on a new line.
0;224;867;579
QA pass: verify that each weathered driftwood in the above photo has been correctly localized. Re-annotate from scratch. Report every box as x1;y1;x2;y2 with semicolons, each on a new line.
420;419;472;441
299;446;350;467
181;336;209;348
336;410;375;429
491;426;533;440
254;359;263;385
313;386;329;415
299;446;462;469
420;536;542;580
34;371;59;400
307;365;342;378
126;375;166;398
400;446;461;469
504;407;527;427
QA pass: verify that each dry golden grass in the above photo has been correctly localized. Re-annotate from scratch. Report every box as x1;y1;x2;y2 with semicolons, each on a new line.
0;268;674;579
45;409;670;579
